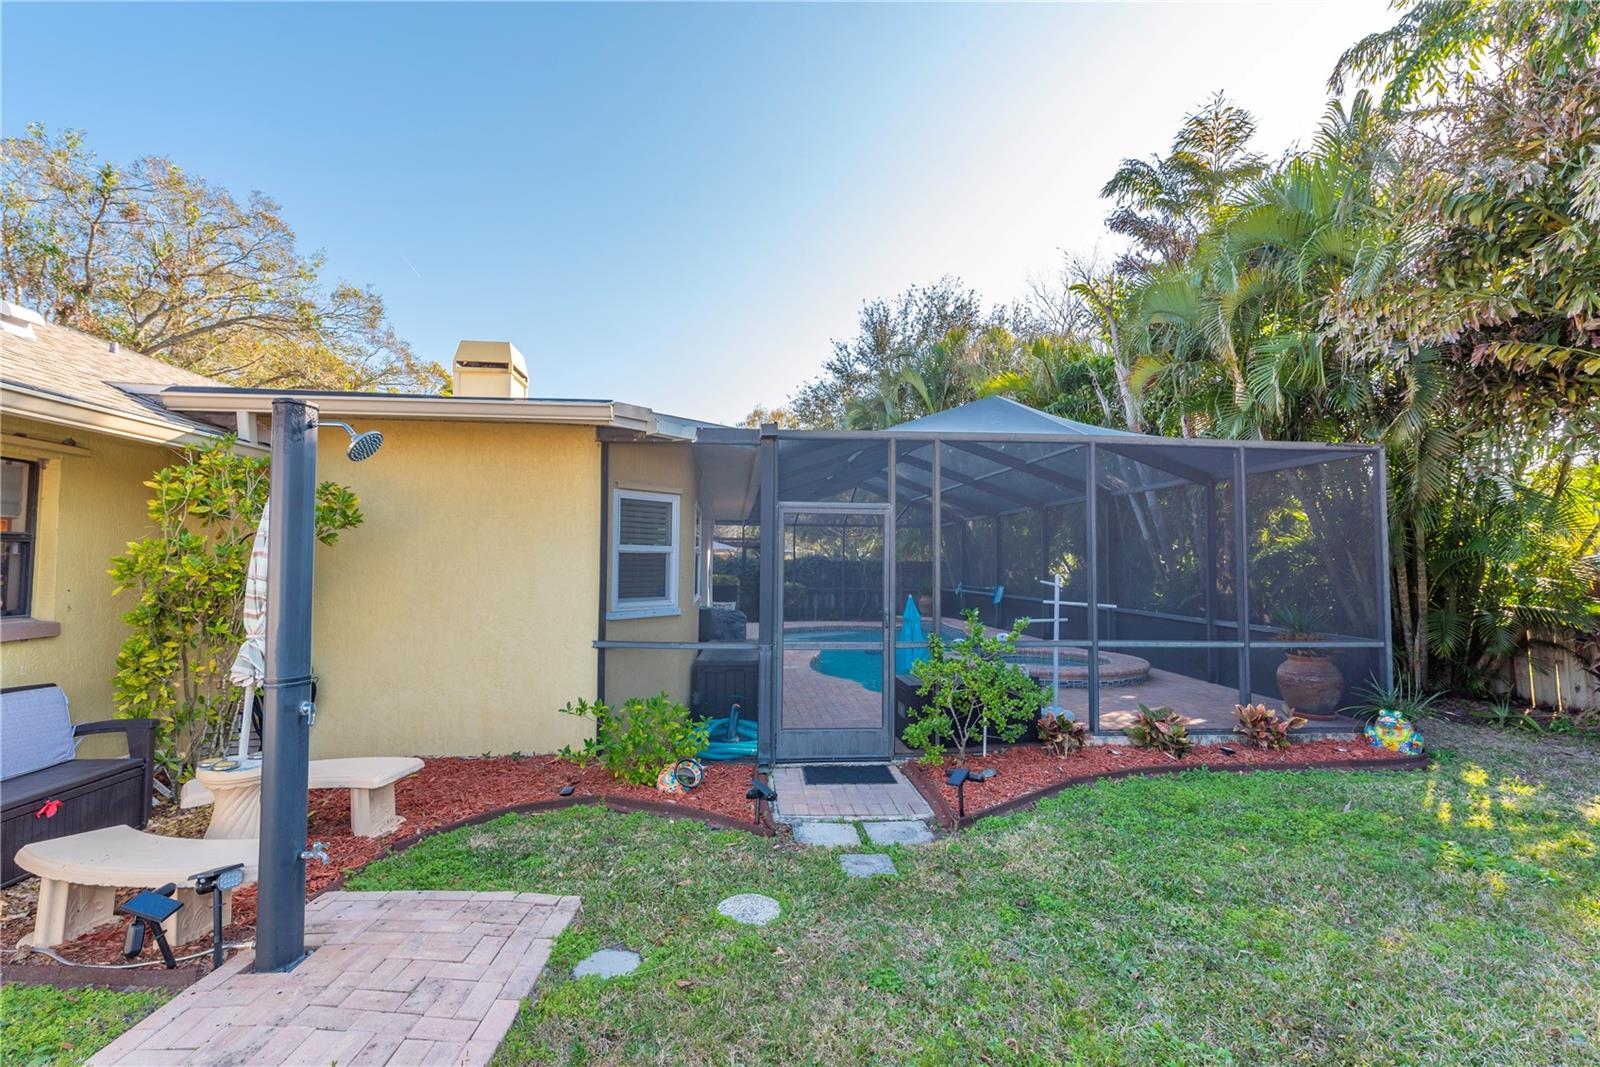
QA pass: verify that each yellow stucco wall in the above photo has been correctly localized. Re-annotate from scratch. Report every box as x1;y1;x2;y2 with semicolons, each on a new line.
0;418;182;730
0;414;706;759
602;442;700;709
307;420;602;758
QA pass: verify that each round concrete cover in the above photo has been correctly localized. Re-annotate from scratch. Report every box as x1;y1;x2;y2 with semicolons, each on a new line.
717;893;781;926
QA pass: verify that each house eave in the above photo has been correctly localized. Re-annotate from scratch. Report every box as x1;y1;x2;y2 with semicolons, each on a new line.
154;388;677;437
0;381;253;451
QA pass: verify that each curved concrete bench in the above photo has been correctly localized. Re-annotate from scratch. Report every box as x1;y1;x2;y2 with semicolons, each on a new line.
15;826;258;948
187;757;424;840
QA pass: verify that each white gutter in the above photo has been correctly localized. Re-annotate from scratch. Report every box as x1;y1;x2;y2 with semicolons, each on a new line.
0;381;254;451
157;389;675;437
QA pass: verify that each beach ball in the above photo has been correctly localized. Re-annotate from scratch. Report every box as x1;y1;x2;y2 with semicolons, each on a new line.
1364;711;1423;755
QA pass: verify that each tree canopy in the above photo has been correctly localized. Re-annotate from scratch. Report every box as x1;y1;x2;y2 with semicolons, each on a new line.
1;125;447;392
778;0;1600;694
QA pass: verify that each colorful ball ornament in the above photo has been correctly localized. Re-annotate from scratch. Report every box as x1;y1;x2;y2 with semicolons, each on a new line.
1364;710;1423;755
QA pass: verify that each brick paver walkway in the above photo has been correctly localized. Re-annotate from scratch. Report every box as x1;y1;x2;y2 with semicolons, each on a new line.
90;890;579;1067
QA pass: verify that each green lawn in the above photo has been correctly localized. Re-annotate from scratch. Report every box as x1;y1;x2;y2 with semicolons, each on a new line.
0;984;170;1066
345;718;1600;1066
6;719;1594;1065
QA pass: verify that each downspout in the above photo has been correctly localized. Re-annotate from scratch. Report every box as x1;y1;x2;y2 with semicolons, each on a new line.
596;440;609;704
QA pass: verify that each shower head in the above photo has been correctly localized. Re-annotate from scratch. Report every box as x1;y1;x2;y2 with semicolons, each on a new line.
319;420;385;462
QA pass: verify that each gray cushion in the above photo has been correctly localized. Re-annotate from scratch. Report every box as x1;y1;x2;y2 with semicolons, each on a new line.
0;685;77;781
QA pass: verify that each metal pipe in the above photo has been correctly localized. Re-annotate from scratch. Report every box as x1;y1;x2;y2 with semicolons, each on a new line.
1086;442;1100;732
256;399;318;972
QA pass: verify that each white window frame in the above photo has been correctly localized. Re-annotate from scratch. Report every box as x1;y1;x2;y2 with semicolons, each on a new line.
608;488;680;619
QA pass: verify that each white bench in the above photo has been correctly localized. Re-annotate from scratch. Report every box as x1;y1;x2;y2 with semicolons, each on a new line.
15;826;258;948
184;757;424;839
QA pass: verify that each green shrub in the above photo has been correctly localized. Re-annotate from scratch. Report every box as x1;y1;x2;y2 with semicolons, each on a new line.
558;692;710;786
903;610;1050;763
108;438;362;789
1234;702;1307;750
1124;704;1193;756
1037;711;1087;755
711;574;739;603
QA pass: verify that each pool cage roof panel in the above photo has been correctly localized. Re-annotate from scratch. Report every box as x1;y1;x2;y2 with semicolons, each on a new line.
691;398;1377;524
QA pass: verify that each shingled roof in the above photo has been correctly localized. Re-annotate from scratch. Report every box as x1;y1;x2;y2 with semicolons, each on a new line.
0;314;227;443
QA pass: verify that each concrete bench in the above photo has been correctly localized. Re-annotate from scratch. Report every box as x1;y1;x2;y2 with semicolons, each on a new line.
184;757;424;839
15;826;258;948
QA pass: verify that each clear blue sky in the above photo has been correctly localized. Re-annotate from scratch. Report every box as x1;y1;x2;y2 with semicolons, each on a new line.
3;2;1394;423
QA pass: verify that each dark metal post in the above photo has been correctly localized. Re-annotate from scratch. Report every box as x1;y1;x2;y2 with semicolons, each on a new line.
1085;443;1100;732
931;442;941;630
756;429;778;766
1233;446;1251;706
1373;447;1394;690
257;399;318;972
1203;482;1219;683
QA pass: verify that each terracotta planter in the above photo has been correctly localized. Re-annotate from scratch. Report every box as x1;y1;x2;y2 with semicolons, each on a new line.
1276;652;1345;719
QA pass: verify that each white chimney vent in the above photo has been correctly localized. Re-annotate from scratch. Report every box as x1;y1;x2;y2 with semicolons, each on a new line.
451;340;528;398
0;300;46;341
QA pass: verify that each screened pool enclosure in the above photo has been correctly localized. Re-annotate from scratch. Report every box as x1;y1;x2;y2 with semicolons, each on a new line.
599;397;1390;764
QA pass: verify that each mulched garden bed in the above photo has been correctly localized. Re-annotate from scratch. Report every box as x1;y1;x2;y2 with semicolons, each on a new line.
2;755;763;976
905;738;1428;828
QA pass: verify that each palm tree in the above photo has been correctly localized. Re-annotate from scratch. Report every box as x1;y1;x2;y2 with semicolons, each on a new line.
1101;92;1267;273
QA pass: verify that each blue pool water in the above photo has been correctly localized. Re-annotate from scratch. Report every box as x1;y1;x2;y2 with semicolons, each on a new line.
796;626;963;693
801;626;1126;691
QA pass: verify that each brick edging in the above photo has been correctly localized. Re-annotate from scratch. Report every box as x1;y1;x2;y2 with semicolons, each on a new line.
908;752;1430;830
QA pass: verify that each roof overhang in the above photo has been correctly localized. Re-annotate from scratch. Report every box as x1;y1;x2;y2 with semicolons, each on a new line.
154;386;681;438
0;379;249;450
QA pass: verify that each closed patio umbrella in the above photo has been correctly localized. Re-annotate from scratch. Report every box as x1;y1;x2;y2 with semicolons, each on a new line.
227;501;270;761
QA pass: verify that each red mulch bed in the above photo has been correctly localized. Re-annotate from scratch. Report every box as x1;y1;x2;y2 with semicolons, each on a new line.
905;738;1427;827
3;756;761;975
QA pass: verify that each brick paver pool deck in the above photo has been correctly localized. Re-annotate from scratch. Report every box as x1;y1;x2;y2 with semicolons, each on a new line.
89;890;579;1066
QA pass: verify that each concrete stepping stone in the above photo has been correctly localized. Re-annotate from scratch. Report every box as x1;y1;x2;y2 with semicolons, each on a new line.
717;893;781;926
573;948;640;978
863;820;934;846
840;853;898;878
794;821;862;847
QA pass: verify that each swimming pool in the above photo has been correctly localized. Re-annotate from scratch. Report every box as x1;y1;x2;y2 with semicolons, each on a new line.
794;626;1151;691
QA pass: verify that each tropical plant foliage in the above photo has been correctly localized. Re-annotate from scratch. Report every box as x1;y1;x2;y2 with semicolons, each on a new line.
1123;704;1194;756
904;611;1050;763
780;0;1600;696
108;439;362;788
557;692;710;786
1234;702;1309;751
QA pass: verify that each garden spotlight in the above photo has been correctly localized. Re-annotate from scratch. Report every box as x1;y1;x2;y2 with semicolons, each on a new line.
746;779;776;825
119;883;182;969
191;863;246;970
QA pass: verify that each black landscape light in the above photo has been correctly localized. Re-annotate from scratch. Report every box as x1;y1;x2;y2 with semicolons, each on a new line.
191;863;247;970
946;767;970;820
119;884;182;969
746;779;777;825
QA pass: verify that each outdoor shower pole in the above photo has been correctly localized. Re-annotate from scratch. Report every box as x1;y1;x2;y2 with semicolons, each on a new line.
257;398;319;972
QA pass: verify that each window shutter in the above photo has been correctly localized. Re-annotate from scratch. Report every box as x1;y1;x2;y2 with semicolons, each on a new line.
616;553;669;601
619;497;673;547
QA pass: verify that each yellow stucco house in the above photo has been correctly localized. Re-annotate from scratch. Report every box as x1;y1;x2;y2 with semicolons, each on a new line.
1;308;717;760
2;305;1391;766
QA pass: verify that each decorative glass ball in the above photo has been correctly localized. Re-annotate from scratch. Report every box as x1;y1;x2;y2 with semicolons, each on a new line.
1364;711;1423;755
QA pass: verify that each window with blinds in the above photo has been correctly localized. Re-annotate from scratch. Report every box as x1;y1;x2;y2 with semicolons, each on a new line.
610;489;679;617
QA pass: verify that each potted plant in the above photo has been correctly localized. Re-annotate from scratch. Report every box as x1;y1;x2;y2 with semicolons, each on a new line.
1272;606;1343;719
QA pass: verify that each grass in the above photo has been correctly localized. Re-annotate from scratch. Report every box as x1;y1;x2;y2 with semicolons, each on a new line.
343;718;1600;1066
5;718;1590;1065
0;984;170;1066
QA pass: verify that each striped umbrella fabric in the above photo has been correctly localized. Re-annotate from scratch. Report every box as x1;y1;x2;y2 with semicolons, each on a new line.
228;501;270;759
